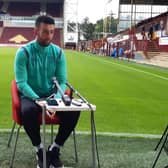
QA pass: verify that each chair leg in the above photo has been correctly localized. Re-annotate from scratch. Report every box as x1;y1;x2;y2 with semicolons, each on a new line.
72;129;78;163
51;125;54;144
7;122;16;147
10;125;21;168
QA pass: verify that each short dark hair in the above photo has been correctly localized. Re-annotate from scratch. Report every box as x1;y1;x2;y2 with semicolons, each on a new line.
35;15;55;27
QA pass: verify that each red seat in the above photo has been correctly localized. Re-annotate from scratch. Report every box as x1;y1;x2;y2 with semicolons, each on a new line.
11;79;60;125
8;80;78;167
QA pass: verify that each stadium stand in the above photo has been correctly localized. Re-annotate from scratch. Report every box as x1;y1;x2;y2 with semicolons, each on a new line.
0;1;64;46
0;1;8;14
8;2;40;16
106;11;168;64
0;27;62;46
47;3;63;17
53;28;62;46
0;27;34;44
0;21;3;27
0;2;3;10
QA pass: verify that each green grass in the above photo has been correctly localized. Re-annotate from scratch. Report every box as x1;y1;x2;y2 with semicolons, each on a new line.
0;132;167;168
0;47;168;134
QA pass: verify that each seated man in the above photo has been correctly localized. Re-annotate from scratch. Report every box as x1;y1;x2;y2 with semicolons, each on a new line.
14;15;80;168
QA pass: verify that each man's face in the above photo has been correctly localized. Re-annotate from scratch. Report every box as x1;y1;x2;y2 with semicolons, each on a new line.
35;23;55;46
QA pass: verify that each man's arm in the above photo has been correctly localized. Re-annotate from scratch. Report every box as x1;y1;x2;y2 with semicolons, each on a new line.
14;48;39;99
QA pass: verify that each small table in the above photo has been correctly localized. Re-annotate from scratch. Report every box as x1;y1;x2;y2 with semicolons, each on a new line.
36;98;98;168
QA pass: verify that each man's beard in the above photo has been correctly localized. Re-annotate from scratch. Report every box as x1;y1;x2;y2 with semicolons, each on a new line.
39;40;51;46
37;38;52;46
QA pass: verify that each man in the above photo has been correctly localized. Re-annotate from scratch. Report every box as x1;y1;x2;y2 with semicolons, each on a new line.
14;15;80;168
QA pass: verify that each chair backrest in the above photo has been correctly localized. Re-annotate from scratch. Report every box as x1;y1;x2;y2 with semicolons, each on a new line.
11;80;21;124
11;80;71;125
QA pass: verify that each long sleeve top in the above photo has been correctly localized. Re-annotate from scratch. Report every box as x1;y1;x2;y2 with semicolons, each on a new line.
14;40;67;99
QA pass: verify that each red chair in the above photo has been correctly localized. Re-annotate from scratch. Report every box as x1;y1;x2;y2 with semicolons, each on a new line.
8;80;78;168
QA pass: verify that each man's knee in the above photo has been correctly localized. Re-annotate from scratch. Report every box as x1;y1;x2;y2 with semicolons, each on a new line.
21;106;37;119
72;111;80;120
58;111;80;124
21;98;41;120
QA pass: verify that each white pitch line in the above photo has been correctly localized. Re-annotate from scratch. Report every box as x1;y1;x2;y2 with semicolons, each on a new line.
103;60;168;81
75;131;161;139
87;55;168;81
0;129;161;139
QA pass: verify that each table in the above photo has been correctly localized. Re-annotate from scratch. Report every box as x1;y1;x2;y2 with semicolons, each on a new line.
36;98;98;168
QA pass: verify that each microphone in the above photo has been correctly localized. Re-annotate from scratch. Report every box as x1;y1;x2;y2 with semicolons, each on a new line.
52;77;71;106
66;82;87;103
66;82;95;111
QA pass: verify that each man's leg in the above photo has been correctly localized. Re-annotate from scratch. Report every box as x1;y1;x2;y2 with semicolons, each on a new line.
20;98;42;146
55;111;80;146
20;98;46;168
49;111;80;167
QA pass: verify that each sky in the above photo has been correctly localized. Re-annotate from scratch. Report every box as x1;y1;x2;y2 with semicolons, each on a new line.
78;0;119;23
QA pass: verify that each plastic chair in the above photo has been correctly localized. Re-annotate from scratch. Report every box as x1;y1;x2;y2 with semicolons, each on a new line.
7;80;78;168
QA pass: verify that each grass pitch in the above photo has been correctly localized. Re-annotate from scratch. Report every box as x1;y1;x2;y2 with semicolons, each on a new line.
0;132;167;168
0;47;168;135
0;47;168;168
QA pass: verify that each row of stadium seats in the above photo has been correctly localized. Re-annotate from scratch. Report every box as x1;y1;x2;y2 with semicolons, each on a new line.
0;2;63;17
0;2;3;9
0;27;34;44
0;27;62;46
